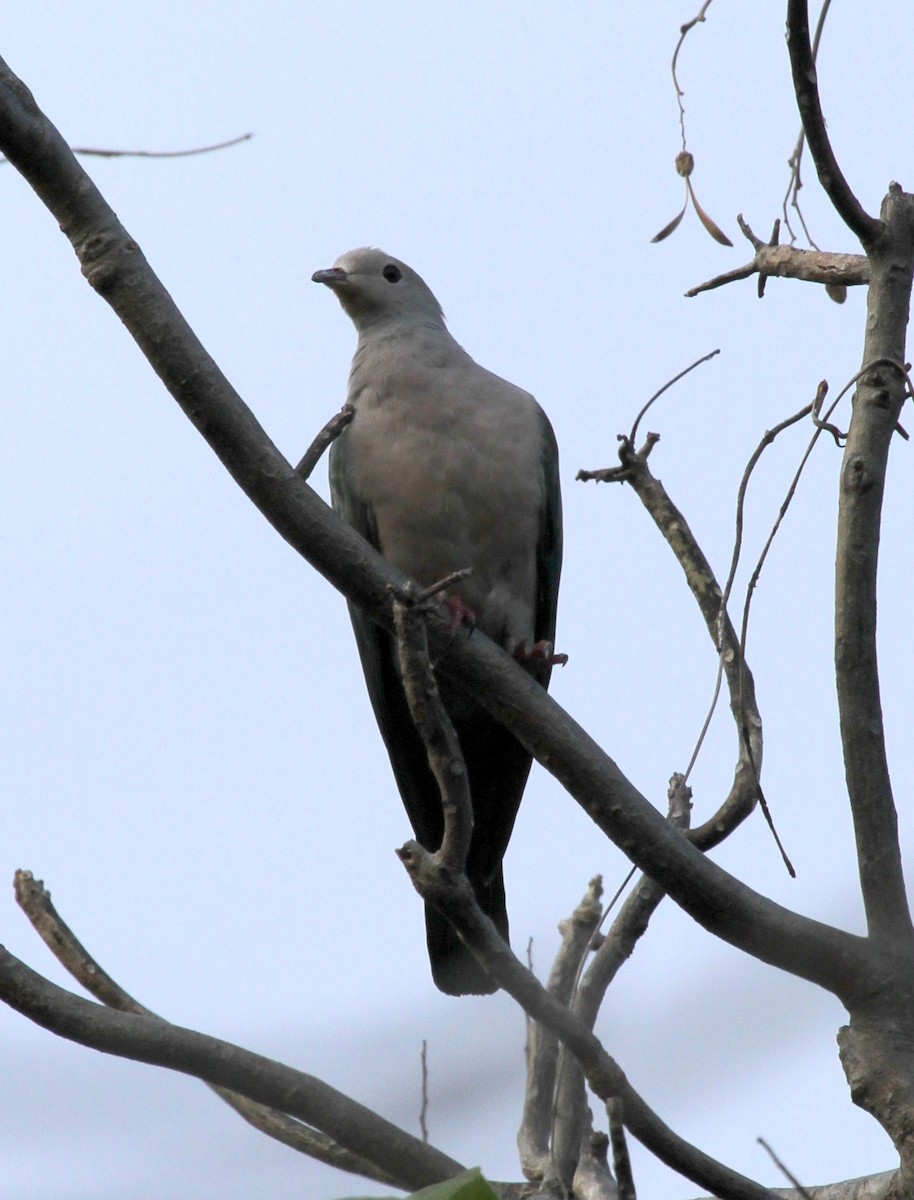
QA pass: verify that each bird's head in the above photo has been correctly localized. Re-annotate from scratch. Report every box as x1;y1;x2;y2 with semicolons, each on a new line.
312;247;446;334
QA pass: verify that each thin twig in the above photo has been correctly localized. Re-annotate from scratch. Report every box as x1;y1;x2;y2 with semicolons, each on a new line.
72;133;253;159
629;349;720;446
671;2;716;153
757;1137;814;1200
295;404;354;479
714;400;822;877
1;132;254;166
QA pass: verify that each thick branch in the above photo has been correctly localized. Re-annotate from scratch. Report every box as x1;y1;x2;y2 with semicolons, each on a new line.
834;185;914;949
785;0;880;245
0;947;464;1193
0;53;877;1002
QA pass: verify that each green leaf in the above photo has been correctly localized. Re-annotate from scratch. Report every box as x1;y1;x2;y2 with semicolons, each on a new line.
339;1166;498;1200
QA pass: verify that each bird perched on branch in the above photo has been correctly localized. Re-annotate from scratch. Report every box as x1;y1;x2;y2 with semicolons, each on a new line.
313;248;563;995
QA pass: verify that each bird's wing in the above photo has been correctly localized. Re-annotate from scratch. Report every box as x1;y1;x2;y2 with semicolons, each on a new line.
534;405;563;682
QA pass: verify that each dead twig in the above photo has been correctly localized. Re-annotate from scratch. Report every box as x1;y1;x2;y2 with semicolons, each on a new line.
686;216;868;298
295;404;354;479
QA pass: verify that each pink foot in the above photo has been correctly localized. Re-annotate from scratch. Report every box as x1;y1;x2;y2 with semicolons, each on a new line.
514;640;568;667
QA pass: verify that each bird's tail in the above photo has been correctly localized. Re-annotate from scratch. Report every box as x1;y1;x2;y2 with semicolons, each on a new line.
425;867;508;996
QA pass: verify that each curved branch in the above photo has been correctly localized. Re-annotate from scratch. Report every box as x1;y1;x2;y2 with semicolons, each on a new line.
0;53;877;1002
393;586;474;875
0;947;464;1192
579;443;764;849
785;0;881;245
13;871;400;1188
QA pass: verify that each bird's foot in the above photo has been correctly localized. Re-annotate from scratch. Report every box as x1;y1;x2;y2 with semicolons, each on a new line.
443;593;476;634
515;640;568;668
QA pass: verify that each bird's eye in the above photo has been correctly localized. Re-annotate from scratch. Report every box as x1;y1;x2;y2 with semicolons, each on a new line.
382;264;403;283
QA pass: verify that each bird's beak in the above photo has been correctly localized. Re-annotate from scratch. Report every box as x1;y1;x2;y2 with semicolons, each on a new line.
312;267;349;287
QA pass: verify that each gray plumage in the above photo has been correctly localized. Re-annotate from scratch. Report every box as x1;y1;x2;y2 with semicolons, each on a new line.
313;248;562;995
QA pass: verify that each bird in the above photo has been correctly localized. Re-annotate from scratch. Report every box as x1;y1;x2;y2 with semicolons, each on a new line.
313;248;563;995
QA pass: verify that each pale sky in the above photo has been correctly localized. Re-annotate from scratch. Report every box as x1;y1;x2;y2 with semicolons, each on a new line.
3;3;912;1197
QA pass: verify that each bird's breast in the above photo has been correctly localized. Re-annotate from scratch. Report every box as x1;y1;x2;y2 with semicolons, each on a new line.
342;361;545;649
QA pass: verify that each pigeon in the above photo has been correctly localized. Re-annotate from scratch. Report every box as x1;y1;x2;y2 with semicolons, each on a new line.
313;248;563;995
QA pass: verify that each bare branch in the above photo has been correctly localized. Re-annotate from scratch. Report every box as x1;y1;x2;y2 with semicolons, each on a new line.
686;219;868;298
834;187;914;946
717;399;832;878
0;946;465;1193
671;2;716;152
785;0;880;245
518;879;603;1184
392;585;474;876
388;623;767;1196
